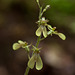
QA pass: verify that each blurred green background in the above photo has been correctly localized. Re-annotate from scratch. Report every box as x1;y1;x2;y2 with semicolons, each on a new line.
0;0;75;75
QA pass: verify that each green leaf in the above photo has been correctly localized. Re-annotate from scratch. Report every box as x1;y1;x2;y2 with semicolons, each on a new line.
58;33;66;40
36;54;43;70
13;43;21;50
28;54;35;69
43;27;47;38
36;26;42;36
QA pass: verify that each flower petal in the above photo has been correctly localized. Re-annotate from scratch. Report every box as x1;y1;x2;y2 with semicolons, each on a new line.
43;27;47;38
36;26;42;36
13;43;21;50
28;54;35;69
47;25;52;30
58;33;66;40
18;40;24;44
36;54;43;70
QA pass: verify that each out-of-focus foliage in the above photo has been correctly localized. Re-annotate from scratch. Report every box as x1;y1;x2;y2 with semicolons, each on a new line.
43;0;75;34
0;0;75;33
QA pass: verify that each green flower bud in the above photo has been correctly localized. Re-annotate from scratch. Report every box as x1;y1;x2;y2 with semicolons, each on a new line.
36;0;39;3
46;5;50;10
43;5;50;12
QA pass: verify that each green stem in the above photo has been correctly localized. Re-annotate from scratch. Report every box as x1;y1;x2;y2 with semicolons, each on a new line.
24;66;30;75
39;7;42;20
35;6;42;47
24;52;30;75
36;36;41;47
24;1;42;75
27;52;30;60
40;37;45;41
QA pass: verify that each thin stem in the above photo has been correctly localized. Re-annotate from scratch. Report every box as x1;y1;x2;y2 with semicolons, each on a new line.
36;36;41;47
27;52;30;59
24;36;41;75
37;2;40;8
24;66;30;75
24;1;42;75
36;0;40;8
35;5;42;47
40;37;45;41
39;7;42;20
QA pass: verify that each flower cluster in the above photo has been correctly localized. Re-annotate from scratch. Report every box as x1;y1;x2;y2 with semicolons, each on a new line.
36;17;66;40
36;17;48;38
12;0;66;74
13;41;43;70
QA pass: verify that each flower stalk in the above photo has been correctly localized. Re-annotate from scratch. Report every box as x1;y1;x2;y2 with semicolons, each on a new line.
12;0;66;75
24;66;30;75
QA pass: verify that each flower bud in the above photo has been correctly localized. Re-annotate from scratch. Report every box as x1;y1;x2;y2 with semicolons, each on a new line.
46;5;50;8
43;5;50;13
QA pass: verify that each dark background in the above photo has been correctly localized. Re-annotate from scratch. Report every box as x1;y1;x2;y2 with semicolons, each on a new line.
0;0;75;75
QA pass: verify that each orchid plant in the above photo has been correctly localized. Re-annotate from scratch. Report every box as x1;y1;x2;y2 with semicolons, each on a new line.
12;0;66;75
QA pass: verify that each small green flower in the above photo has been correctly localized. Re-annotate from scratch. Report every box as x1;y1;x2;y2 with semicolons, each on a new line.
28;53;43;70
36;26;47;38
47;25;66;40
36;17;48;38
41;17;49;25
12;40;31;51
